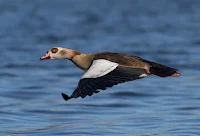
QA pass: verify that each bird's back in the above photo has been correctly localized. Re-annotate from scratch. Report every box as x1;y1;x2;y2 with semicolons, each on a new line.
93;52;150;69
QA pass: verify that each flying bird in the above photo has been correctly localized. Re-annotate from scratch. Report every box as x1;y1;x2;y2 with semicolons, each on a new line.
40;47;181;101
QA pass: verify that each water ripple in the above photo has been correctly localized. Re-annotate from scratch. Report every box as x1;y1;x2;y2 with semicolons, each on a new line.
111;91;154;98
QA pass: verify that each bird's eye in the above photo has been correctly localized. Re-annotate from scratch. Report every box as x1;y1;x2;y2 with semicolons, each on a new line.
51;48;58;53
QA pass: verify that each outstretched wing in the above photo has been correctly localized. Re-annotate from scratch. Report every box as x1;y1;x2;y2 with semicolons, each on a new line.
63;59;148;100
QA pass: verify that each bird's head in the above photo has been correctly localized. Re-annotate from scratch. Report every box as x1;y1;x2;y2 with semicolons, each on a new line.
40;47;79;60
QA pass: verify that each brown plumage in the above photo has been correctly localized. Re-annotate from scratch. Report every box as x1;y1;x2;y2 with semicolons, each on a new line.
40;47;181;101
93;52;149;69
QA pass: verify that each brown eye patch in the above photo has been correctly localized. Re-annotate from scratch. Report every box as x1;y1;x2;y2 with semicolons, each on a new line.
51;48;58;53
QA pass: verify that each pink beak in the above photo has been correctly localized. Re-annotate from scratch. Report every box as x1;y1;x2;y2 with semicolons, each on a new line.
40;54;51;60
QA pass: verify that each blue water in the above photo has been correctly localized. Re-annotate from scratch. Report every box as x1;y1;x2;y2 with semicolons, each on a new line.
0;0;200;135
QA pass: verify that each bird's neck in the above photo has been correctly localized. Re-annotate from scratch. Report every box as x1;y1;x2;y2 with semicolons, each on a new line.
71;53;93;71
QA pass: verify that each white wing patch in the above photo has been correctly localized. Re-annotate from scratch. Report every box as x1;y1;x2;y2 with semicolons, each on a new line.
139;73;148;78
82;59;119;79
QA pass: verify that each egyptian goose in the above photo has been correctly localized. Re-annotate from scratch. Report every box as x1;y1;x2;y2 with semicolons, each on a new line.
40;47;181;101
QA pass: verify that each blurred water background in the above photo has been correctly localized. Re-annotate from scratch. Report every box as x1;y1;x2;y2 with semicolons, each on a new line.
0;0;200;135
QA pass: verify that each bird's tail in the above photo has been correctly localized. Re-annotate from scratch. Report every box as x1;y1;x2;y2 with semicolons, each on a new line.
149;62;181;78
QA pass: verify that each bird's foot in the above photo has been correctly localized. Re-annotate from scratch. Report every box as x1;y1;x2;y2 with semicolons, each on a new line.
61;93;73;101
171;71;181;78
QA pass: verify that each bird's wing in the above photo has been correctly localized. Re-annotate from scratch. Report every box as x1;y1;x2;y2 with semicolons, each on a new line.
64;59;148;99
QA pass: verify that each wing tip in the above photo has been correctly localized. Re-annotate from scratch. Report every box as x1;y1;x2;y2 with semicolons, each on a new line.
61;93;72;101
